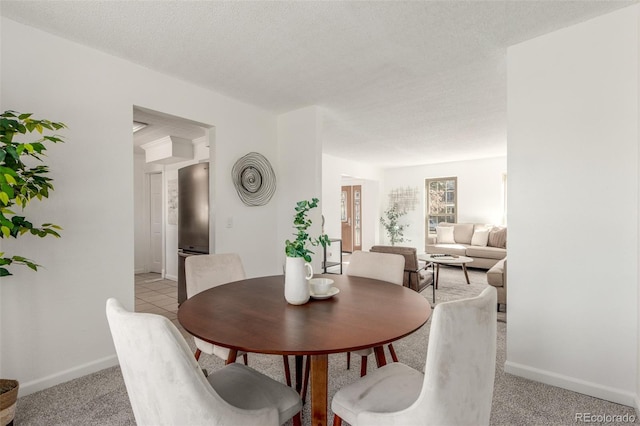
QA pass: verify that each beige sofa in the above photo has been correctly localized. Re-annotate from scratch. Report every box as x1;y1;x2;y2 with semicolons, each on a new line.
487;257;507;311
425;223;506;269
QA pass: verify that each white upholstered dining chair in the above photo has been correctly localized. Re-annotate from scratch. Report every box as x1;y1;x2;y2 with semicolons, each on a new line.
185;253;295;386
300;250;406;404
345;250;406;376
185;253;248;364
106;298;302;426
331;286;497;426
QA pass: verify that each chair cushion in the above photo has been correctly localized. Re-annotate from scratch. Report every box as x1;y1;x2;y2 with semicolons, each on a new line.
471;229;490;247
488;227;507;248
436;226;455;243
453;223;475;244
331;363;423;425
419;269;433;283
465;246;506;260
208;363;302;425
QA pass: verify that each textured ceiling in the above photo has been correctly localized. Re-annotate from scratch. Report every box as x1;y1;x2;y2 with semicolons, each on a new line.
1;1;636;168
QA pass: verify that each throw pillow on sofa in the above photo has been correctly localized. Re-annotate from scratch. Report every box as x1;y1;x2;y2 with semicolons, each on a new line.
436;226;455;244
488;227;507;248
471;229;490;247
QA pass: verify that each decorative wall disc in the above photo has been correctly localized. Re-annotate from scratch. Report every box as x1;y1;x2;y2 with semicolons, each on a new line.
231;152;276;206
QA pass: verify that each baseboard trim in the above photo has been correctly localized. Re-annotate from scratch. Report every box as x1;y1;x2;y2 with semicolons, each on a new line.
504;361;636;407
18;355;119;397
134;268;146;274
164;274;177;281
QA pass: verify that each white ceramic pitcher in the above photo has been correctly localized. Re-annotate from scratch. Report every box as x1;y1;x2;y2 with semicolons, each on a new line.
284;256;313;305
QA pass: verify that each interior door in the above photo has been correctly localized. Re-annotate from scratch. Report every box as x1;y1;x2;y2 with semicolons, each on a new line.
341;186;353;252
149;173;163;273
341;185;363;252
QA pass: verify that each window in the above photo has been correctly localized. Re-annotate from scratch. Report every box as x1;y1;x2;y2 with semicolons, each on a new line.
425;177;457;234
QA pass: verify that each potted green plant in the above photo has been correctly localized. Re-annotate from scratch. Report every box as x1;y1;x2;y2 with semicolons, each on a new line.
284;198;330;305
381;203;409;246
0;110;65;424
0;110;64;275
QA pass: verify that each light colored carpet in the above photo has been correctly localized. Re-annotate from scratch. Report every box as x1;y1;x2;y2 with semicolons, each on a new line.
14;266;638;425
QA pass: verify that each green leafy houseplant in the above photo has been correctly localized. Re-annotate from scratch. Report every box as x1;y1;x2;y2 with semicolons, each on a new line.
380;203;409;246
0;110;65;276
285;198;330;262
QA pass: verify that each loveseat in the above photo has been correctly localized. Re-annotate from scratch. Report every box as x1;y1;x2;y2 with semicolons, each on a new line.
425;223;506;270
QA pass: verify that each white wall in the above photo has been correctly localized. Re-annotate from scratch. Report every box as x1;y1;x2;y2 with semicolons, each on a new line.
321;154;383;252
133;154;147;274
382;157;506;251
277;107;324;271
214;112;280;278
507;5;638;406
0;18;284;395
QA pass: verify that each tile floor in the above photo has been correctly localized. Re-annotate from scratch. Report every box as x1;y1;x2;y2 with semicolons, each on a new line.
134;272;184;333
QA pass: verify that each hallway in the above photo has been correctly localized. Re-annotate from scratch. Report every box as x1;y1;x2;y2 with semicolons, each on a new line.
134;272;182;332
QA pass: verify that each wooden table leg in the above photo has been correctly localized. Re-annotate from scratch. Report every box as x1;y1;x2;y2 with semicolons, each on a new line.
283;355;292;387
310;354;328;426
373;346;387;368
295;355;304;394
225;349;238;365
462;264;470;284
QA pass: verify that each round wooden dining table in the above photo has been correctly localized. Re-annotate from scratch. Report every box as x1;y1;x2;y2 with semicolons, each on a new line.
178;273;432;426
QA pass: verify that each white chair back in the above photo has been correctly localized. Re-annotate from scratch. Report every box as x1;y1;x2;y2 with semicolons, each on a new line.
346;250;405;285
185;253;246;298
333;287;497;426
408;287;498;424
185;253;247;360
106;298;276;426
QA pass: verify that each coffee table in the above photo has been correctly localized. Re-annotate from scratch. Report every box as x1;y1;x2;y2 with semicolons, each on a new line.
178;274;431;426
419;254;474;289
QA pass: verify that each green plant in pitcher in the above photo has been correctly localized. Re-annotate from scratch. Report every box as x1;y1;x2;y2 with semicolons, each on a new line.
285;198;330;262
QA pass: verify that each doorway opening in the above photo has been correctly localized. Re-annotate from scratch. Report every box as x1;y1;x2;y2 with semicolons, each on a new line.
341;184;362;253
337;177;380;256
132;105;214;315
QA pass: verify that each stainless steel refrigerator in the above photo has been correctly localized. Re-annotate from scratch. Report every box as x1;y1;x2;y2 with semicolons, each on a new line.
177;162;209;304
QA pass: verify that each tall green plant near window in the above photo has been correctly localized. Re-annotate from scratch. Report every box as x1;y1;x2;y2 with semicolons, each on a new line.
0;110;65;276
381;203;409;246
